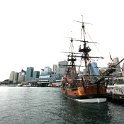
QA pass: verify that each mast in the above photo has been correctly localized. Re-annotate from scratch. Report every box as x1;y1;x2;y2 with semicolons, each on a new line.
75;16;103;67
74;15;105;94
61;38;77;79
68;38;76;67
75;15;91;67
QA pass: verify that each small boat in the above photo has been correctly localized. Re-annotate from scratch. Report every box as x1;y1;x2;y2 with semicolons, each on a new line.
17;83;23;87
61;16;124;103
23;83;31;87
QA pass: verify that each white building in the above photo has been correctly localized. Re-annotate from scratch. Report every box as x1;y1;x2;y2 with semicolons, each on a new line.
9;71;15;81
18;71;25;82
53;64;57;74
9;71;19;83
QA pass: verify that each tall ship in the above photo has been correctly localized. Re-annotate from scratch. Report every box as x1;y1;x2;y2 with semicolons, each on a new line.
61;16;124;103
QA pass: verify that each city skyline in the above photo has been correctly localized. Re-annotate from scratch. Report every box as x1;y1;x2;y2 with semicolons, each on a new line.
6;57;124;82
7;61;67;83
0;0;124;81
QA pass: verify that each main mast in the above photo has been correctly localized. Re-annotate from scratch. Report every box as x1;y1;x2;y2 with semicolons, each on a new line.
75;16;103;68
75;15;92;67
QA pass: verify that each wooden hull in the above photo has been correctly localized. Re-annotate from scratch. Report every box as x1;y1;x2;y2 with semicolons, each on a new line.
61;85;107;100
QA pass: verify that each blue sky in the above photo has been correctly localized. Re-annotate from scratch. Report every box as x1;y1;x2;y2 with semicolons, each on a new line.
0;0;124;81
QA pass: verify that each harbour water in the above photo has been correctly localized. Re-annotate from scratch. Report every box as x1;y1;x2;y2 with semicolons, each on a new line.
0;87;124;124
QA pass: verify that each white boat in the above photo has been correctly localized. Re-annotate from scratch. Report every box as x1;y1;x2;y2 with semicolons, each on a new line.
17;84;23;87
23;83;31;87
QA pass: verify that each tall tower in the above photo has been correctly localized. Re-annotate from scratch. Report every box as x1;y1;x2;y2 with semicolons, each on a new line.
53;64;57;74
25;67;34;81
18;70;26;82
57;61;68;76
9;71;15;81
13;72;19;83
33;71;40;80
9;71;19;83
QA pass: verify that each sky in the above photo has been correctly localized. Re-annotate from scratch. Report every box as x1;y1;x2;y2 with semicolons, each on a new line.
0;0;124;81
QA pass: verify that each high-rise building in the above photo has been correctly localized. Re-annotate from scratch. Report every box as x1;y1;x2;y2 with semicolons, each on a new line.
53;64;57;74
13;72;19;83
33;71;40;80
57;61;68;76
9;71;19;83
41;66;52;76
9;71;15;81
18;70;26;82
39;67;52;81
25;67;34;81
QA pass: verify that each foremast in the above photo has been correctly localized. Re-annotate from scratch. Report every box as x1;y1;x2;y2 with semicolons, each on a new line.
66;38;77;80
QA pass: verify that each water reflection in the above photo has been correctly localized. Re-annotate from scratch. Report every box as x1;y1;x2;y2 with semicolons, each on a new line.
59;96;112;124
